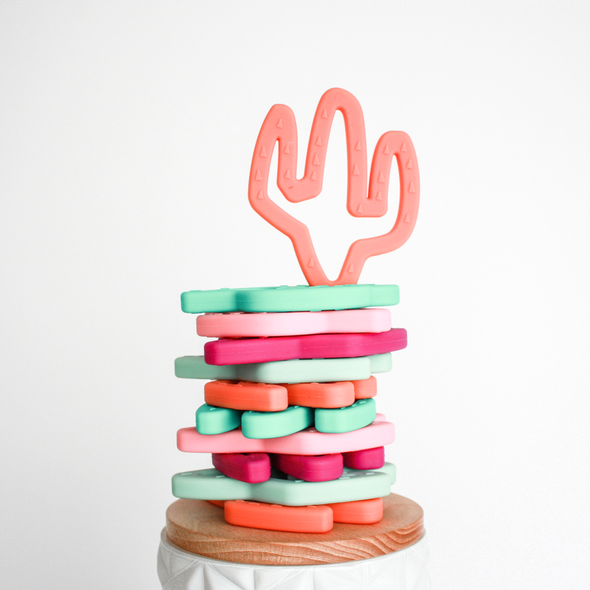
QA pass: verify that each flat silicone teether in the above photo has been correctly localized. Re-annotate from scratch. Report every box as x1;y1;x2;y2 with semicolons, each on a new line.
241;405;314;439
175;353;392;383
215;498;383;533
314;398;377;434
224;501;333;533
342;446;385;470
204;329;407;366
350;377;378;399
178;415;394;455
207;498;383;532
211;453;271;484
284;380;354;409
203;377;376;413
205;380;289;412
181;284;399;314
285;377;376;408
326;497;384;524
210;497;384;526
248;88;420;286
196;399;377;438
269;452;343;482
171;463;396;506
197;308;392;338
196;404;242;435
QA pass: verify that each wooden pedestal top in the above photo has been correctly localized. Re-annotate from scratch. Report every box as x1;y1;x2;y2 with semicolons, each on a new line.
166;493;424;566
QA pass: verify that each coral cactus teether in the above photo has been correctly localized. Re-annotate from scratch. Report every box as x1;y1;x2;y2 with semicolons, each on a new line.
197;308;392;338
248;88;420;286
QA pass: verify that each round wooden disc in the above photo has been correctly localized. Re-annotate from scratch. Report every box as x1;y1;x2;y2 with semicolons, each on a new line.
166;493;424;566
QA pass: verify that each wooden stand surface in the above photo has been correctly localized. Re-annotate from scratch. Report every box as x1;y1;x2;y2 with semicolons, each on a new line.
166;493;424;566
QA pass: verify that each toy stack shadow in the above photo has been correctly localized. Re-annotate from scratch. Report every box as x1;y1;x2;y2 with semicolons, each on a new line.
172;284;405;533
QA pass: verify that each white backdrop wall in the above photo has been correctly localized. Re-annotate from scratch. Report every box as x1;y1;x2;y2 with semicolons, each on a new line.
1;2;589;589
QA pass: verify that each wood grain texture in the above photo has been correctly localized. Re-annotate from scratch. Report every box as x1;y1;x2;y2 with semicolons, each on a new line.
166;493;424;566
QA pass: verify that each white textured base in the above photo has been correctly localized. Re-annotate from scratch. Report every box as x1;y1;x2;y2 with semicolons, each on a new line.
157;529;431;590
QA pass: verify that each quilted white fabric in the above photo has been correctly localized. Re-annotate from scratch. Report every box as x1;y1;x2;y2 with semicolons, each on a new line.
157;529;431;590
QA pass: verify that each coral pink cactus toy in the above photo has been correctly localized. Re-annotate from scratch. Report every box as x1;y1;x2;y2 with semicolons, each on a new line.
248;87;420;285
162;89;426;586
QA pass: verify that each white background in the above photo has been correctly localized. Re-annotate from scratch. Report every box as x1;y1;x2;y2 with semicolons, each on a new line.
1;1;589;589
